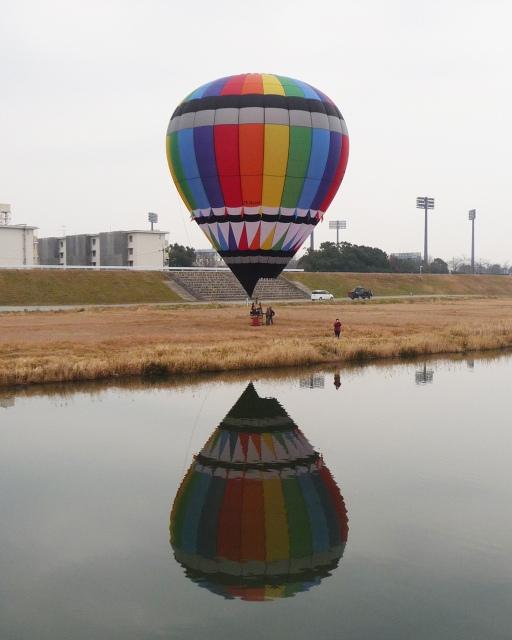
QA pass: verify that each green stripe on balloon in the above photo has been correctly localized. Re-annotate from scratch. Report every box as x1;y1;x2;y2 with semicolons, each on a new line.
281;127;312;208
171;471;201;548
169;133;198;211
275;75;306;98
281;474;313;559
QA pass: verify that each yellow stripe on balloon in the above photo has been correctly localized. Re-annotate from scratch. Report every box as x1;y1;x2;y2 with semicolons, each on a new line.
263;477;290;562
260;223;276;250
166;137;189;208
262;124;289;207
265;585;286;600
261;74;285;95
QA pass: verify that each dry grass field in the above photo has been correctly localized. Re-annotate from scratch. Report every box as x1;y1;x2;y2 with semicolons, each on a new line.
1;297;512;386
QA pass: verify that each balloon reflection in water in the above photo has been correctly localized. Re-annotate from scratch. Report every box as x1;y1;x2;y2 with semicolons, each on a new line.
170;383;348;601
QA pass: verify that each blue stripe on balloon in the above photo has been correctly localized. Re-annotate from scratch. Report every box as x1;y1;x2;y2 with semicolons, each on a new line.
178;129;210;209
310;131;342;211
188;80;215;101
203;77;230;97
311;472;341;547
297;472;330;553
282;228;301;252
297;129;331;209
216;223;229;251
217;429;230;457
289;78;323;101
197;474;226;559
194;126;224;208
181;471;212;555
228;224;238;251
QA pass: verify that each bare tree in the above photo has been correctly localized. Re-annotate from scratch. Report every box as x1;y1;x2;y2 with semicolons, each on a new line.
448;256;464;273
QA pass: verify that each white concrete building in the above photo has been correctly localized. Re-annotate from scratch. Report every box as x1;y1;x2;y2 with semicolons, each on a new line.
126;231;167;267
0;225;38;266
38;230;168;267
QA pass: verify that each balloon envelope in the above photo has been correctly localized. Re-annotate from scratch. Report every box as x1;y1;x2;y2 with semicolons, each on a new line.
170;383;348;601
166;74;349;295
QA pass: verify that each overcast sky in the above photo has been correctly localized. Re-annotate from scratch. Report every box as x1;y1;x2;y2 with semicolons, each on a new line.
2;0;512;264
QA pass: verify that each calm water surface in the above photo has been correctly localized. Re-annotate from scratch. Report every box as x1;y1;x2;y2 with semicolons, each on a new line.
1;355;512;639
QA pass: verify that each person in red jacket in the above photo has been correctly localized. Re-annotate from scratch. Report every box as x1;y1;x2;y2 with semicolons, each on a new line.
333;318;342;339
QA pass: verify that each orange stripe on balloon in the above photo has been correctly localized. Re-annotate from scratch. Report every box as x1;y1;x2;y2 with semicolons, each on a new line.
239;124;264;207
249;224;261;250
241;474;266;562
241;73;264;95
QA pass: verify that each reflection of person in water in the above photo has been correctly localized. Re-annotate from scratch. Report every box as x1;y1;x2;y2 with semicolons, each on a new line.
334;372;341;390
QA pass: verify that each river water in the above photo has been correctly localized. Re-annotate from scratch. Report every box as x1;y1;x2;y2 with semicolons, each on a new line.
1;355;511;639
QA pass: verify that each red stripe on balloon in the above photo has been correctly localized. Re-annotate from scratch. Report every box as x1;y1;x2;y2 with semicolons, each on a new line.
214;125;243;207
241;476;266;561
220;74;247;96
239;433;249;460
238;224;249;251
217;473;244;561
319;465;349;542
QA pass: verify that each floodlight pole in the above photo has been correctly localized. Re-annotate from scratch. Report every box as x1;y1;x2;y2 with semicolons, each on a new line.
423;200;428;263
469;209;476;274
328;220;347;246
416;197;434;263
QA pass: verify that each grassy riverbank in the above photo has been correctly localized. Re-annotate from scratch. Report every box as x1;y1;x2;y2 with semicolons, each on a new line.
1;298;512;387
2;270;512;306
286;272;512;298
0;270;182;305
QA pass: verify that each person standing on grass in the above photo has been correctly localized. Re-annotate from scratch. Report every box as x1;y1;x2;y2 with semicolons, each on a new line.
268;306;275;325
334;318;342;339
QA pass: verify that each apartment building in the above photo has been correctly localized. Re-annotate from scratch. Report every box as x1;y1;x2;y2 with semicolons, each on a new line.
38;230;168;267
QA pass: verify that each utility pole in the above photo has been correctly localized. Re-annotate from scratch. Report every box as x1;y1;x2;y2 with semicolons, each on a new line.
416;197;434;263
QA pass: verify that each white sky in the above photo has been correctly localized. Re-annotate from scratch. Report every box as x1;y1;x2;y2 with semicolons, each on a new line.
2;0;512;264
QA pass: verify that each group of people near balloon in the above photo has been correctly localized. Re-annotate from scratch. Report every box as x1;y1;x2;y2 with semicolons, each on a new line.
250;299;275;325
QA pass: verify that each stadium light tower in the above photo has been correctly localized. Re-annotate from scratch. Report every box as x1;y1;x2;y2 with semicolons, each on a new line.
148;212;158;231
416;197;434;263
468;209;476;274
329;220;347;246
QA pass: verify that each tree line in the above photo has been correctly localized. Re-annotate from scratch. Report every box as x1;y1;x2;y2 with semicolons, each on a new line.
166;241;511;274
297;242;449;273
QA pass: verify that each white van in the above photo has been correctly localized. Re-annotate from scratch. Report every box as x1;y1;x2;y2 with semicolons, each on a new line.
311;290;334;301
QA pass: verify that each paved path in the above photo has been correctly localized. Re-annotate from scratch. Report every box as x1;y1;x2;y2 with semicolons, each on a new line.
0;294;479;313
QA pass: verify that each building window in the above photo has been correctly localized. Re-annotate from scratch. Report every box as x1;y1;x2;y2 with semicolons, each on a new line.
91;262;96;266
60;241;63;248
92;250;96;257
92;238;96;246
59;252;64;258
128;235;133;243
128;248;133;255
128;260;133;267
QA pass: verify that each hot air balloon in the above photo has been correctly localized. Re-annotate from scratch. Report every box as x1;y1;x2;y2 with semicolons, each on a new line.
170;383;348;601
166;74;349;296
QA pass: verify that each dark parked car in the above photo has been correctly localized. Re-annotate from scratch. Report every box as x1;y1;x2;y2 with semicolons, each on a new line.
348;286;373;300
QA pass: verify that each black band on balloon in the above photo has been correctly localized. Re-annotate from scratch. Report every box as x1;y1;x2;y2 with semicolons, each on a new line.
194;214;319;225
173;95;343;120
